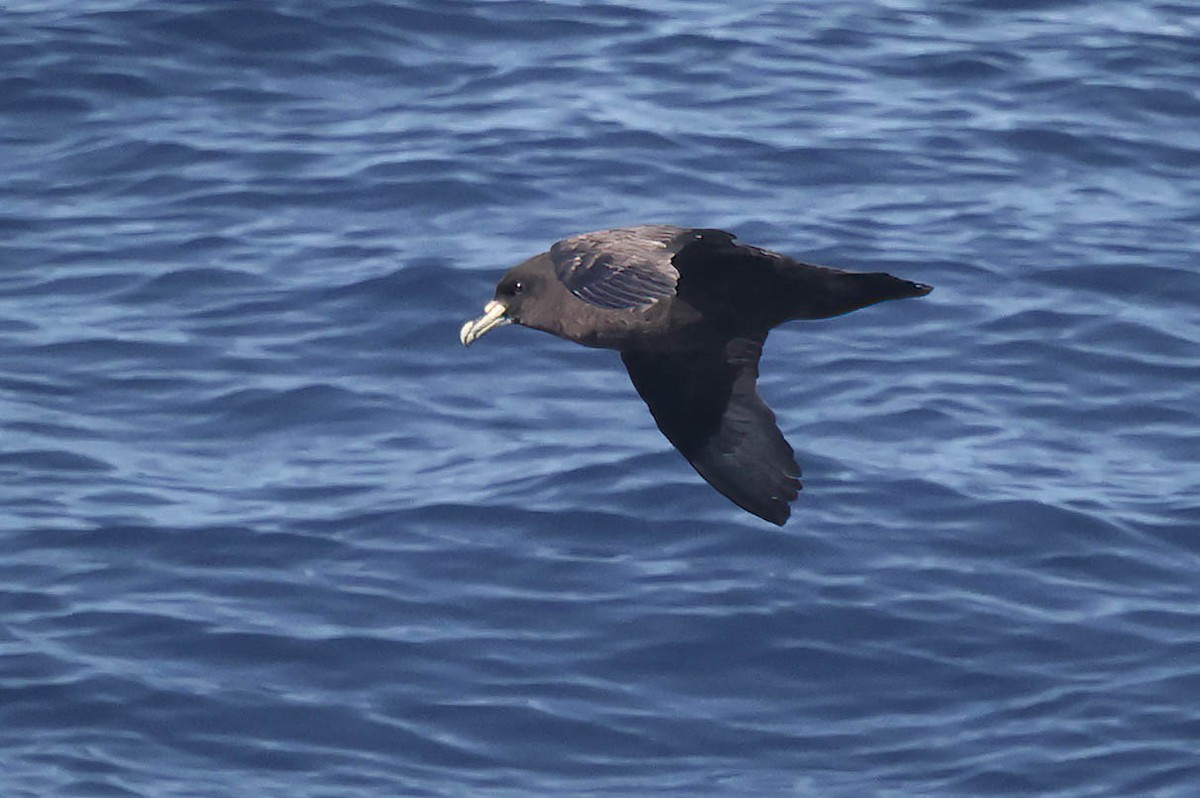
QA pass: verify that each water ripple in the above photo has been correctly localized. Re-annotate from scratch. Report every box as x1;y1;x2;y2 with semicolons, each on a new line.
3;0;1200;795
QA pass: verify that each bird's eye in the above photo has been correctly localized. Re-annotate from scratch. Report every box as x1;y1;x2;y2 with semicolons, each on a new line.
511;281;524;295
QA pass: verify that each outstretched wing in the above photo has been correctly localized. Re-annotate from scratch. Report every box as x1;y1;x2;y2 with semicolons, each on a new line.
550;225;683;310
620;336;801;525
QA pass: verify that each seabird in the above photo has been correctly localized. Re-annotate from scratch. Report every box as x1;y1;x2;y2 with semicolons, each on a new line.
460;225;931;525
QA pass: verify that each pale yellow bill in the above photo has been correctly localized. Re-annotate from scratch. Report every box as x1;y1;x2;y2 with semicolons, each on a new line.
459;300;511;346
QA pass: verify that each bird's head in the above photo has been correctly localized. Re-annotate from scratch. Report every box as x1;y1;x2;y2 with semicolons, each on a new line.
459;260;549;346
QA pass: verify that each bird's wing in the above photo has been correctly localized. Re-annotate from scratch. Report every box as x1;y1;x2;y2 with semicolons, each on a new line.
620;336;801;525
550;226;682;310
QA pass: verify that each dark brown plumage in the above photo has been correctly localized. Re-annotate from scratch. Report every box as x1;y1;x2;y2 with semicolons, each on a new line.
460;225;931;525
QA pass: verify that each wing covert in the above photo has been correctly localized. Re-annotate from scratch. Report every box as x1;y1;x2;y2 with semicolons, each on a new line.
550;226;682;310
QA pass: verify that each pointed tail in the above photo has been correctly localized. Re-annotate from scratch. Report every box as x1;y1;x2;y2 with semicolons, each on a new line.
782;266;932;321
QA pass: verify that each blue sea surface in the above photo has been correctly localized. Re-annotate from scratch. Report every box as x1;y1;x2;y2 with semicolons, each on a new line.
3;1;1200;796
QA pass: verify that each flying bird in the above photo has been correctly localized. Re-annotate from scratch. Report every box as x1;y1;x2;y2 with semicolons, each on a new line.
460;225;931;525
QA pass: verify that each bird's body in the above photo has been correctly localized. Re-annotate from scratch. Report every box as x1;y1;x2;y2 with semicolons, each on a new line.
460;225;931;525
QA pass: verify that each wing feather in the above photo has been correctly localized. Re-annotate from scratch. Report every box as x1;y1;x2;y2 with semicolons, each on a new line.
551;226;682;310
620;336;801;525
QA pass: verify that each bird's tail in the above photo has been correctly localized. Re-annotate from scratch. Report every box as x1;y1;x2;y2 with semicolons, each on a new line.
780;266;932;321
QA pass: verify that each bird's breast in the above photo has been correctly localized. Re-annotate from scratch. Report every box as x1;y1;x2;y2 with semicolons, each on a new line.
543;299;705;352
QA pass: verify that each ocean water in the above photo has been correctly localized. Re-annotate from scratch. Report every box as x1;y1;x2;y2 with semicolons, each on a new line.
3;1;1200;795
